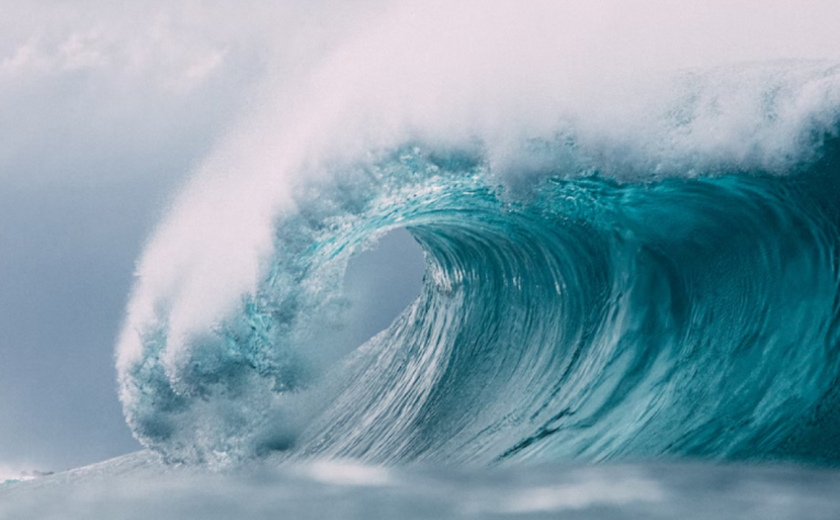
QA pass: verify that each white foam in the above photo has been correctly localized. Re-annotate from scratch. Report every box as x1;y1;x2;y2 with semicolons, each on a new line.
302;461;393;487
498;476;665;513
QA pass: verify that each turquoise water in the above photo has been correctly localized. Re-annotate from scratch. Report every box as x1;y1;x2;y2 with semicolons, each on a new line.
119;135;840;466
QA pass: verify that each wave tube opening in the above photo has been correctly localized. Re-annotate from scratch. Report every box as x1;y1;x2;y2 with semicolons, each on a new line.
338;228;426;361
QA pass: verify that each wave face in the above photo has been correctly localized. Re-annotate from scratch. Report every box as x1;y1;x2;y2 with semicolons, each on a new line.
117;63;840;467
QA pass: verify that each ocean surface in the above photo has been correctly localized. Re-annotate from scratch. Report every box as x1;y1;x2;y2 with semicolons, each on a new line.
8;60;840;517
3;452;840;519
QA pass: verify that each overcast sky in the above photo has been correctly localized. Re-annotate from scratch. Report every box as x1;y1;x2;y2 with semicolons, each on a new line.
3;0;840;475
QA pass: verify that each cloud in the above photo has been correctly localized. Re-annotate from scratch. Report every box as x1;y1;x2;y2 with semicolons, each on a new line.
0;0;385;187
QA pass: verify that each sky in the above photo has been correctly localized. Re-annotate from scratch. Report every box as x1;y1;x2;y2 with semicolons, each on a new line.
0;4;246;470
3;0;840;473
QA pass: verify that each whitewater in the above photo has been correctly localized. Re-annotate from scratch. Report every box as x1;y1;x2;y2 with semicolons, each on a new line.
5;1;840;517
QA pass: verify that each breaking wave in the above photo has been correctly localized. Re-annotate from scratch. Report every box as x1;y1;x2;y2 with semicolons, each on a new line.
116;60;840;467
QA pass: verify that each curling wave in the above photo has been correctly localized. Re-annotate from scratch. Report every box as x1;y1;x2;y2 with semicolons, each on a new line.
117;62;840;467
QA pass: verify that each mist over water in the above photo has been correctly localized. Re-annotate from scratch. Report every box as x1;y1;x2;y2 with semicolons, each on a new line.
5;452;840;520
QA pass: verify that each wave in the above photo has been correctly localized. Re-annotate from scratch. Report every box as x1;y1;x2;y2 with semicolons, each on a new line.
116;61;840;467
